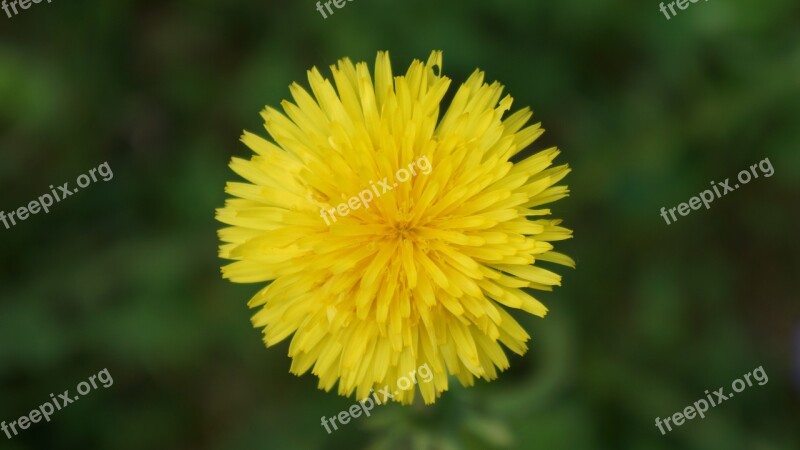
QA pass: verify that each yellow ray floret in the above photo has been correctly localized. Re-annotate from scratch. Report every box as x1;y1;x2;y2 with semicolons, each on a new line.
217;51;574;405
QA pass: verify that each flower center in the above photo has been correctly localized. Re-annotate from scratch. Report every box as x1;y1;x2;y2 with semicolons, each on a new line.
392;221;414;239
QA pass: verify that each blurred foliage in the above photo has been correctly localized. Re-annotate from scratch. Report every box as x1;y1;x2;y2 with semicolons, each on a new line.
1;0;799;449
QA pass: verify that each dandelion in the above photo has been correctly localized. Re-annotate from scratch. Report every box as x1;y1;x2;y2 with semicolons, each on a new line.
217;51;574;405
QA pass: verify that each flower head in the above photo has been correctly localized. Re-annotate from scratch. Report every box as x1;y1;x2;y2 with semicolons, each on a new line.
217;51;574;404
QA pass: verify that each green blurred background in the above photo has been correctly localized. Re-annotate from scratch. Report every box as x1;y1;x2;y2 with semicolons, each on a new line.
1;0;799;449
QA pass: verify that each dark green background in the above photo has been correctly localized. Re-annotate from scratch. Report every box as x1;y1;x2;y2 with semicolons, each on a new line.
1;0;798;449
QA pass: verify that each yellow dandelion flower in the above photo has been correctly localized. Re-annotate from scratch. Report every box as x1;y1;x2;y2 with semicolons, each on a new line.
217;51;574;405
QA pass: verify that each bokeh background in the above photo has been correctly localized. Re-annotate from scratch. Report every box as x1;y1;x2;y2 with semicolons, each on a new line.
1;0;799;449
